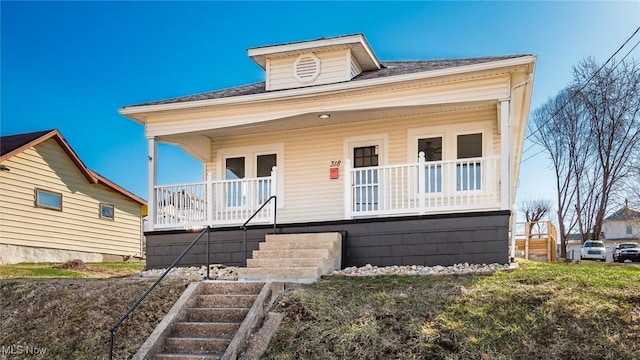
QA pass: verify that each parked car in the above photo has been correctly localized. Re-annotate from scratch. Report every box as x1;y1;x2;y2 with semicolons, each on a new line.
580;240;607;261
613;243;640;263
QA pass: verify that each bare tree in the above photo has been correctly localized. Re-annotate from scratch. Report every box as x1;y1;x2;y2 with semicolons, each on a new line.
530;88;588;257
518;198;552;238
530;57;640;257
573;57;640;240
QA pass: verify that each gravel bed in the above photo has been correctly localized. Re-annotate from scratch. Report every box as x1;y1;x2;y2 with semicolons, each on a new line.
136;265;239;280
135;262;516;280
332;262;516;276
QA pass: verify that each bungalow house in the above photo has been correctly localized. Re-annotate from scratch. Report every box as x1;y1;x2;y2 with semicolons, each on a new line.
602;201;640;241
120;34;536;275
0;129;147;264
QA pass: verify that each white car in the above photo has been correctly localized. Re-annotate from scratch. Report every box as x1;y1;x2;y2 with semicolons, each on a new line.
580;240;607;261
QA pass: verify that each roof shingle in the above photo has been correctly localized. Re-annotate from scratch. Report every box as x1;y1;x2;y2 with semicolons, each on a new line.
124;56;531;107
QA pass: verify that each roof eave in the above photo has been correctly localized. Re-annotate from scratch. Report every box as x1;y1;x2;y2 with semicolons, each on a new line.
119;55;537;117
0;130;98;184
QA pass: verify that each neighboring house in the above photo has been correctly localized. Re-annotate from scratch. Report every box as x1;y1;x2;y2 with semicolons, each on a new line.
120;34;536;269
602;202;640;241
0;129;147;264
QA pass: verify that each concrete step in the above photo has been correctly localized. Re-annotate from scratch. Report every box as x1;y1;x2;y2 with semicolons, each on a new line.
251;248;330;259
172;322;240;339
198;282;263;295
187;308;249;323
265;233;342;243
163;337;229;355
153;354;221;360
259;239;338;251
246;257;330;273
195;294;257;308
237;267;320;283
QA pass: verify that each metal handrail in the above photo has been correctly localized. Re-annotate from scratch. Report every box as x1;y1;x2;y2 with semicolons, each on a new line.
240;195;277;266
108;226;211;360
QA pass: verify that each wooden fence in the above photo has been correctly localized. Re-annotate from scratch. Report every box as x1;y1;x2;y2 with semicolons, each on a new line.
514;221;558;262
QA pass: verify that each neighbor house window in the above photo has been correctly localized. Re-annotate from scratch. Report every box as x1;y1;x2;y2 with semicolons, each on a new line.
35;188;62;210
627;225;633;235
100;203;115;220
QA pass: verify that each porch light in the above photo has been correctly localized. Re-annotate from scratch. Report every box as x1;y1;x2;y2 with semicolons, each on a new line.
318;114;330;119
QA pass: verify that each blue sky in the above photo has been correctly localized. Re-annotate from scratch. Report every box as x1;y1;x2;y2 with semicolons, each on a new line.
2;1;639;216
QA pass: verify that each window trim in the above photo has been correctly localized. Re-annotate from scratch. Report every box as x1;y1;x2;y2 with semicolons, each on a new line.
99;203;115;220
217;143;285;208
34;188;63;211
407;120;493;195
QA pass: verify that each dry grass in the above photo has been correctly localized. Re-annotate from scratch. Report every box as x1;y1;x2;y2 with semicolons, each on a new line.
0;261;145;279
0;277;191;360
264;260;640;360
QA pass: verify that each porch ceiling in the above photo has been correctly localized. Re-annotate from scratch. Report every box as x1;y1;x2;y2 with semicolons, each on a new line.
160;100;497;141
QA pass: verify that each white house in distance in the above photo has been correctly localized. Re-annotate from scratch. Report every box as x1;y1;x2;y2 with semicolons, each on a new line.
602;201;640;241
0;129;147;264
120;34;536;272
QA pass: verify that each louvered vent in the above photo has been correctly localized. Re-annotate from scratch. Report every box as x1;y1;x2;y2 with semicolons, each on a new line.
294;53;320;83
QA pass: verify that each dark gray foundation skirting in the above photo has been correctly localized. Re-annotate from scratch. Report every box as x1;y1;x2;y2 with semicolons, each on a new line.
144;210;510;270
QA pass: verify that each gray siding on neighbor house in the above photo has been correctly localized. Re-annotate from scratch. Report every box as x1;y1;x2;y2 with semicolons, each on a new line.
144;210;510;270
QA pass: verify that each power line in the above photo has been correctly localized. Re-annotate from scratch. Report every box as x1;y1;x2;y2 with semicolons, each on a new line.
519;26;640;166
524;26;640;144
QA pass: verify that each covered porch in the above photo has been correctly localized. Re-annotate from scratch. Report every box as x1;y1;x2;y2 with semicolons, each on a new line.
148;151;502;230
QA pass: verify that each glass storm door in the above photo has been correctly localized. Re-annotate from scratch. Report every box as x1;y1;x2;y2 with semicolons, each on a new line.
353;145;379;211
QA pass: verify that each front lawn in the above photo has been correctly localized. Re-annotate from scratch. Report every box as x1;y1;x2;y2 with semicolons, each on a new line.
264;260;640;360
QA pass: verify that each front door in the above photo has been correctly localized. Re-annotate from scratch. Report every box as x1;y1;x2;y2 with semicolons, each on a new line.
353;145;379;211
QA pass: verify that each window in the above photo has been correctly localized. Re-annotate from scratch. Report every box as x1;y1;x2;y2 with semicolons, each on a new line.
456;133;483;191
218;144;284;208
100;203;115;220
627;225;633;235
418;137;443;193
225;157;246;207
35;189;62;210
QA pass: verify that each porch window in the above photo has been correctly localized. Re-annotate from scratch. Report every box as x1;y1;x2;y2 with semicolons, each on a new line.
257;154;277;203
418;137;442;193
456;133;482;191
223;152;278;207
225;157;246;207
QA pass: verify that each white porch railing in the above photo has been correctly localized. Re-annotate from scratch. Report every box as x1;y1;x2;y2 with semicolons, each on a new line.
344;152;501;218
153;168;277;230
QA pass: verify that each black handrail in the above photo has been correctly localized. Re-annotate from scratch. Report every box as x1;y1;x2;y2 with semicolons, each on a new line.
240;195;277;266
108;226;211;360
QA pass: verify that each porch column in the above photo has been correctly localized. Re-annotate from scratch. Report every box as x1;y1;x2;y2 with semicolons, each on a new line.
499;100;511;210
344;159;352;219
147;137;157;231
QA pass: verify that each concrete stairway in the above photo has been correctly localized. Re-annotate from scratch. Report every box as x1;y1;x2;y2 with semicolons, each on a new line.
151;282;263;360
238;233;342;283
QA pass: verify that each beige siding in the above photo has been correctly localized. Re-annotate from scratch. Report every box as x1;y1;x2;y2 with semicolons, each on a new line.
0;139;143;256
267;49;350;91
206;107;499;224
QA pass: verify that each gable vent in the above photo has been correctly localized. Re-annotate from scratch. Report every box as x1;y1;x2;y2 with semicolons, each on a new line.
293;53;320;83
